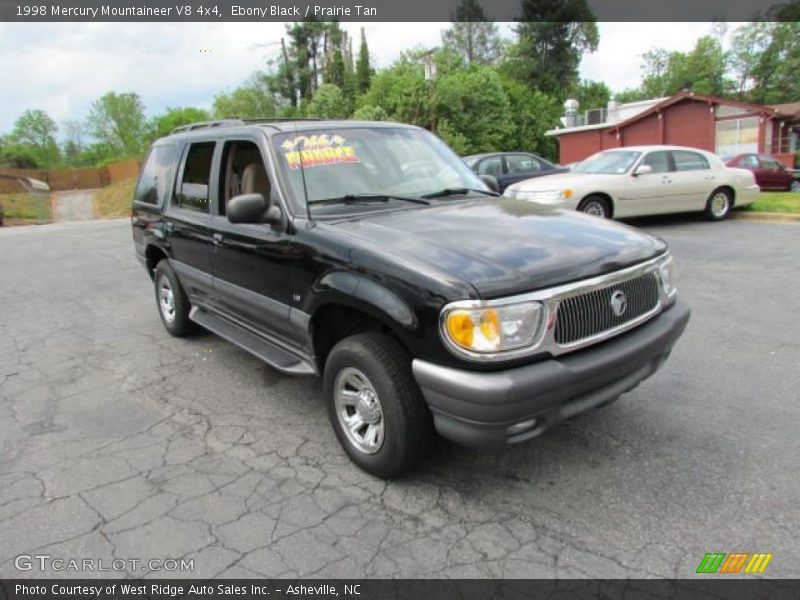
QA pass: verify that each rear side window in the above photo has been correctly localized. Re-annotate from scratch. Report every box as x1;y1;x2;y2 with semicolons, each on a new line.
176;142;215;212
477;157;503;176
672;150;709;171
506;154;541;174
642;151;672;173
759;157;783;171
134;145;176;205
741;155;759;168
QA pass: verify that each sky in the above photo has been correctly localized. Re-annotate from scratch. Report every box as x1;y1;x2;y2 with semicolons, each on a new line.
0;21;715;136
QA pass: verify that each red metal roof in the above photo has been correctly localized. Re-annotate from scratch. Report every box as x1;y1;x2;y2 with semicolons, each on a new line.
607;91;781;132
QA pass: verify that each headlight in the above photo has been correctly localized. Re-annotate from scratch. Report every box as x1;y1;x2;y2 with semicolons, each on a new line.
513;189;572;203
441;301;545;356
658;254;678;299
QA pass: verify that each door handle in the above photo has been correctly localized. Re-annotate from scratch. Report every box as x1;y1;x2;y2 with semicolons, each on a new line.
212;233;224;245
163;221;175;233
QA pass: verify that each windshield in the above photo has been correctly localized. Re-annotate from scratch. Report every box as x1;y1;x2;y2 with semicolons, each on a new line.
572;150;641;175
272;127;485;206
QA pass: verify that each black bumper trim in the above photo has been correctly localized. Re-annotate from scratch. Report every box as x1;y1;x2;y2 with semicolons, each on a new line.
412;300;690;447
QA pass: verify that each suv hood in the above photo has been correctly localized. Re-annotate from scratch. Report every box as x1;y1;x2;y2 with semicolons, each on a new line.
332;197;666;298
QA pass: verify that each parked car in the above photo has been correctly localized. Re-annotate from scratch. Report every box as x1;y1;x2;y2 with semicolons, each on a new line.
463;152;568;192
723;153;800;192
133;120;690;477
504;145;759;220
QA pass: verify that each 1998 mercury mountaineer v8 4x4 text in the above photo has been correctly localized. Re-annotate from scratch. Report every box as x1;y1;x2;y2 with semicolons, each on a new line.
132;119;690;477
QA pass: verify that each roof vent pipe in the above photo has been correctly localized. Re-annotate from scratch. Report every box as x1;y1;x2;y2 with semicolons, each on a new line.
564;98;579;128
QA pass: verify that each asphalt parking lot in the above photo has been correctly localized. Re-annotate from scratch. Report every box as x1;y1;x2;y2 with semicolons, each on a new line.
0;216;798;579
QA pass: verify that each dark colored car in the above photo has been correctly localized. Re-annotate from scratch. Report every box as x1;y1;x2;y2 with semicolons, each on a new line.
463;152;568;193
132;119;690;477
724;153;800;192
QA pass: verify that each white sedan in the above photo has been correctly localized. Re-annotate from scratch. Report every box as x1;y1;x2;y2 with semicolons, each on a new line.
504;145;759;220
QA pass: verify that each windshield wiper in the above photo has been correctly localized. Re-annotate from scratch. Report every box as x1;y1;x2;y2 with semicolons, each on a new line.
311;193;430;207
421;187;500;199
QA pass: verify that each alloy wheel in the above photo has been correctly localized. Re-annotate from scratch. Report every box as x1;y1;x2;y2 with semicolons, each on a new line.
334;367;385;455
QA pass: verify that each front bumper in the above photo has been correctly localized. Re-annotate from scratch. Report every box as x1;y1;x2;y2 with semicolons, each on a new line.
412;300;690;447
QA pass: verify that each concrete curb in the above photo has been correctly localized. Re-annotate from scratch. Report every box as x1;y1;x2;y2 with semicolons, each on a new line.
732;211;800;223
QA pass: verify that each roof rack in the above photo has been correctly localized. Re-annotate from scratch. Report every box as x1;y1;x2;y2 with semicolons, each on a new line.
241;117;321;123
170;117;322;135
171;119;244;134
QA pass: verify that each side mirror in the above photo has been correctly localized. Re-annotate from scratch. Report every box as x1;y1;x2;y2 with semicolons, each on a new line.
479;174;499;193
227;193;282;225
633;164;653;176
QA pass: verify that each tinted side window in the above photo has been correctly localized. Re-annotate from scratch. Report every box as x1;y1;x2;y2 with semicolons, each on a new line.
477;157;503;176
642;151;671;173
134;145;176;205
218;140;271;216
741;155;759;168
506;154;541;174
672;150;709;171
176;142;215;212
759;157;782;170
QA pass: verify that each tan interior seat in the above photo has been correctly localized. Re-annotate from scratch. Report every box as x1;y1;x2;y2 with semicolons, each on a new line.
241;162;270;197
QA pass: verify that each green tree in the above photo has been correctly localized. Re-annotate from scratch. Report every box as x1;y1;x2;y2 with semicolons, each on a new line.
213;73;279;119
285;20;329;102
10;109;60;167
642;37;730;97
355;27;372;94
441;0;502;65
86;92;147;158
572;80;611;112
306;83;349;119
729;22;771;98
359;58;430;126
501;78;562;159
506;0;599;98
322;23;355;113
0;136;39;168
612;88;650;103
79;142;118;167
148;107;210;140
745;22;800;104
434;66;514;154
352;104;388;121
61;120;86;167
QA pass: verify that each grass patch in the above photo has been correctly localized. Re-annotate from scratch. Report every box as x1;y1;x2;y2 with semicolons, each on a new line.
0;193;52;223
94;178;136;218
742;191;800;214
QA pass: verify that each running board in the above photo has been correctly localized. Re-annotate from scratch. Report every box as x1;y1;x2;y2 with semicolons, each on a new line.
190;307;317;376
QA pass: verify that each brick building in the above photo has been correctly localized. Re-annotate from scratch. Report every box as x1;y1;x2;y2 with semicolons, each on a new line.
547;91;800;168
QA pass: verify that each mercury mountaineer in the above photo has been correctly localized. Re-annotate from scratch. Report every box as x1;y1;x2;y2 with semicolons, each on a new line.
132;119;690;477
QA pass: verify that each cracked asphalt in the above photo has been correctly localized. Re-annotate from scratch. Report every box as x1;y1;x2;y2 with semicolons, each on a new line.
0;217;798;579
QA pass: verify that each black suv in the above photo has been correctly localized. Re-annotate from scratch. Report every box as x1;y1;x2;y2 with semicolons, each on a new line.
132;119;690;477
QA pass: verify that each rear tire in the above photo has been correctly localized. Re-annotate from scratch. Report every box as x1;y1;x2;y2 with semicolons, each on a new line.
154;259;194;337
578;195;610;218
323;332;433;478
704;188;732;221
790;180;800;193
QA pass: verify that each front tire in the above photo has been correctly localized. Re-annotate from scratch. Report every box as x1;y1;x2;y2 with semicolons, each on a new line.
705;188;732;221
154;259;193;337
578;195;611;218
323;332;433;478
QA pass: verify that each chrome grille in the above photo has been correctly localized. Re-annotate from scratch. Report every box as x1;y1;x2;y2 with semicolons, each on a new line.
554;272;660;345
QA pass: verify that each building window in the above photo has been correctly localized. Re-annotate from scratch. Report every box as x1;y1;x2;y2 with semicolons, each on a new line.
715;117;759;155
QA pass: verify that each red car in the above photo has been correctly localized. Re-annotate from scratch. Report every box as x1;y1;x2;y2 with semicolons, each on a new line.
724;154;800;192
